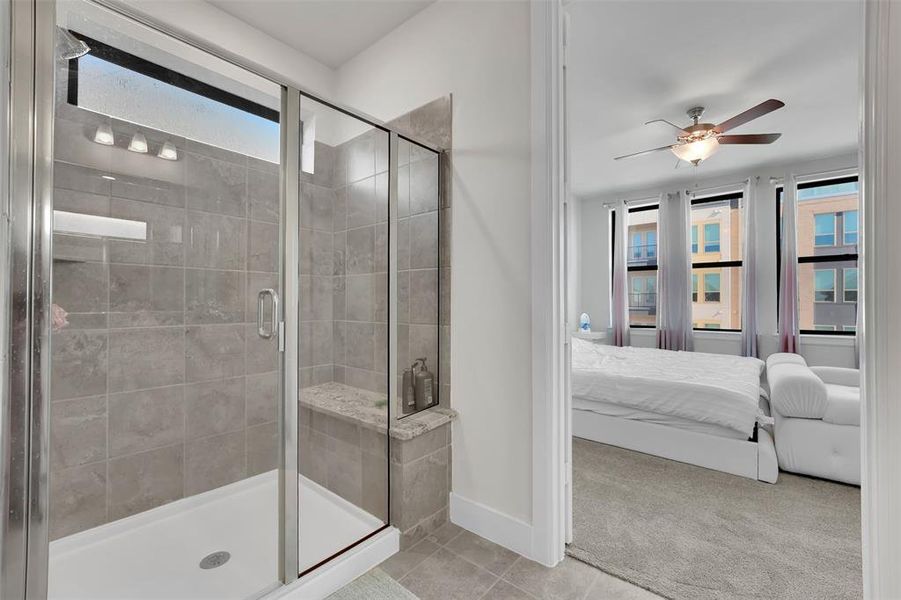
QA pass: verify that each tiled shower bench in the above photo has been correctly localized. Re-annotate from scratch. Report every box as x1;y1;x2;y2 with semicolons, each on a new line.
299;382;456;548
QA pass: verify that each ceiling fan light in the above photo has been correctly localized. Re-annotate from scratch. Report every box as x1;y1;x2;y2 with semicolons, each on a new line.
671;137;719;165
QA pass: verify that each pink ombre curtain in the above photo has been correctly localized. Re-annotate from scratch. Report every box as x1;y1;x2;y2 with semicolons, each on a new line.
778;175;801;353
656;191;693;351
611;200;630;346
741;178;759;357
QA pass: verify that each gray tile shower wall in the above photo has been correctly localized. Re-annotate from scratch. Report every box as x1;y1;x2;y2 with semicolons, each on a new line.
49;101;284;539
329;128;391;394
388;97;452;417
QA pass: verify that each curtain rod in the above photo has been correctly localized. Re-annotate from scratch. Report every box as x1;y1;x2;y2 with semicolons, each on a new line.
602;194;659;209
768;166;858;185
685;177;753;197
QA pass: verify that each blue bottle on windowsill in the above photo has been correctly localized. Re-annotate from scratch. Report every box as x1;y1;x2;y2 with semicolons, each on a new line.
579;313;591;332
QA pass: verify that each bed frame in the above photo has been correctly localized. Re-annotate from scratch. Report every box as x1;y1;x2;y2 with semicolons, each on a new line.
572;408;779;483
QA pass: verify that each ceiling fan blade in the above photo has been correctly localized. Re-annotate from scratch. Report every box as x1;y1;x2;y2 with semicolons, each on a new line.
645;118;689;133
717;133;782;144
614;144;675;161
714;99;785;133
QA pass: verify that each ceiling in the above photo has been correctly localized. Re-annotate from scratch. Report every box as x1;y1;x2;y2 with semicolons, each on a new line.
566;1;860;199
208;0;435;69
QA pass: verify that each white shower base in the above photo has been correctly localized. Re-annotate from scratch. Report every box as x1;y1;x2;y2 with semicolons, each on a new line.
49;471;384;600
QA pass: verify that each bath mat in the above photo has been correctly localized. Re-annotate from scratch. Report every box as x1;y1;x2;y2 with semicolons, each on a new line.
327;568;419;600
568;438;861;600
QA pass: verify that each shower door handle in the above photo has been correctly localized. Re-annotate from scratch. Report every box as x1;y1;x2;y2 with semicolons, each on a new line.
257;288;279;339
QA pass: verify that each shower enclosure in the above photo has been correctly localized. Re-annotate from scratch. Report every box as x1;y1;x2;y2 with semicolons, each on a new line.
1;1;443;598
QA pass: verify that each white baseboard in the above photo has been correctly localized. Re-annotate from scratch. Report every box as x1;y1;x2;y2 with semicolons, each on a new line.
270;527;399;600
449;492;533;560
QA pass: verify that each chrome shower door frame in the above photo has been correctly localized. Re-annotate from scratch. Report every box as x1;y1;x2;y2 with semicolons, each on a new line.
1;1;55;598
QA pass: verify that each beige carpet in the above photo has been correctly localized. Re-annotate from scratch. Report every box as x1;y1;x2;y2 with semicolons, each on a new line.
568;438;861;600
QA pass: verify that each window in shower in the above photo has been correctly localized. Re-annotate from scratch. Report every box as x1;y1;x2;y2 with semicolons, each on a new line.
65;32;279;163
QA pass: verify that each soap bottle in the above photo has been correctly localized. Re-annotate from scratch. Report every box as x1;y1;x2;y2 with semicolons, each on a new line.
402;367;416;414
414;357;435;410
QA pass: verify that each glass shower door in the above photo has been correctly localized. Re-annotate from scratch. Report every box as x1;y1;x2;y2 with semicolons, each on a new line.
296;95;391;574
47;3;285;598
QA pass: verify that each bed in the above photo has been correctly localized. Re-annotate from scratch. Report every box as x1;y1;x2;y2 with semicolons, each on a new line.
570;337;779;483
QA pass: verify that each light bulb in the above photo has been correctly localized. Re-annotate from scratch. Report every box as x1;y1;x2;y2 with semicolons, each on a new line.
157;141;178;161
128;132;148;153
93;124;114;146
671;137;719;166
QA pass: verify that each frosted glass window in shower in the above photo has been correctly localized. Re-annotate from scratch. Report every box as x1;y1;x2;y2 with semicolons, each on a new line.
296;95;390;575
72;39;280;163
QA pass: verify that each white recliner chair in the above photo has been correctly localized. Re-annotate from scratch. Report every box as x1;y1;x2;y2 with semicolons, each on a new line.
765;353;860;485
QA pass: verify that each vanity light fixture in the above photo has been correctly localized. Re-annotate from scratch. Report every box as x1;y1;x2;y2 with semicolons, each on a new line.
157;141;178;161
128;132;148;153
93;123;114;146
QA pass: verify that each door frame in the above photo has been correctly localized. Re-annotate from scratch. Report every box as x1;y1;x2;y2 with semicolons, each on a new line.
535;0;901;596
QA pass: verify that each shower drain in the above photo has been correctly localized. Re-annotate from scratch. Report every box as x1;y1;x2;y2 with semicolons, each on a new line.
199;551;231;570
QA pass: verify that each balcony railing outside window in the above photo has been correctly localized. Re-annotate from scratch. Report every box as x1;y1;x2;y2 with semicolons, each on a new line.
629;292;657;308
628;243;657;264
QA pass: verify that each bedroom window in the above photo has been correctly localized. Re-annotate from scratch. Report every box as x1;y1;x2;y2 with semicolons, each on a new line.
690;192;742;331
613;203;659;327
777;176;859;335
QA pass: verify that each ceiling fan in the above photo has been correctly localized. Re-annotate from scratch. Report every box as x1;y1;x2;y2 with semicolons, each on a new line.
614;98;785;166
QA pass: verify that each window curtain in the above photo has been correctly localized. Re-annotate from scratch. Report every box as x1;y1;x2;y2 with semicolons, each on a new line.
656;191;694;351
741;178;758;357
778;175;801;353
611;200;630;346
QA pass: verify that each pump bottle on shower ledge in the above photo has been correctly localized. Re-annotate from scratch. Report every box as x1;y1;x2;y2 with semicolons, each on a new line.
414;357;435;411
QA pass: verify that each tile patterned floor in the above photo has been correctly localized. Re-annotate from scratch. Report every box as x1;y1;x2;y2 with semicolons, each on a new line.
364;523;664;600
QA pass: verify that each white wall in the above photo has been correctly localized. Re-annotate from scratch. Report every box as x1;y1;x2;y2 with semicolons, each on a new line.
577;199;609;333
336;0;534;524
576;151;859;367
113;0;337;98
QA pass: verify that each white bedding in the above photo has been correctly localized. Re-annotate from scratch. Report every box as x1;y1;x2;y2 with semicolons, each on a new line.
571;338;765;438
572;398;750;440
